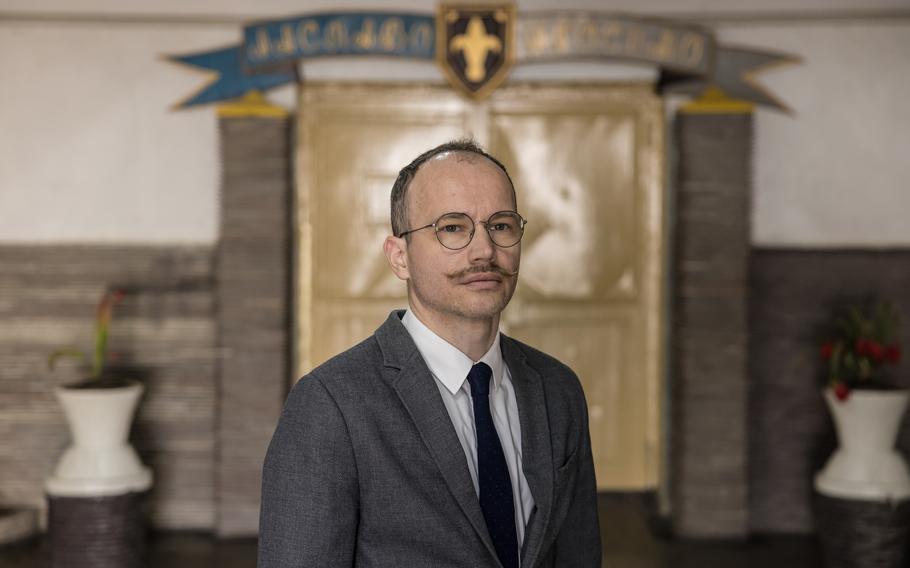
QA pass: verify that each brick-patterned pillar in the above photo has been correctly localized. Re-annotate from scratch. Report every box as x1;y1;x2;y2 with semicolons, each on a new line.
216;103;292;537
671;91;753;538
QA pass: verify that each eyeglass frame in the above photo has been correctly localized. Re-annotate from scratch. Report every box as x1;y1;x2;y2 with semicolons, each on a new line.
395;210;528;250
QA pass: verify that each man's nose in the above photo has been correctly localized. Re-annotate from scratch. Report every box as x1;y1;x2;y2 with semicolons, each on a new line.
467;224;496;262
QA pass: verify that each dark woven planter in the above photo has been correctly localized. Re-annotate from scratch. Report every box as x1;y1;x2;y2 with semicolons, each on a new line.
814;491;910;568
47;492;147;568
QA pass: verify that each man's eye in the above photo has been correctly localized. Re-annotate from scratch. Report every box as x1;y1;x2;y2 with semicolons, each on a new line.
491;223;511;231
440;224;464;233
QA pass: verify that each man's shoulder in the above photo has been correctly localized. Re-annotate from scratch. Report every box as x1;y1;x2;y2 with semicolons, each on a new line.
293;334;385;393
288;310;415;404
502;335;581;388
503;334;590;421
316;334;383;373
503;334;570;370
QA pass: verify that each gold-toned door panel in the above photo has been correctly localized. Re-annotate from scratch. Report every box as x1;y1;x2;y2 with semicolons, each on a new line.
298;85;469;371
506;310;643;483
297;83;665;491
491;85;665;489
491;111;639;301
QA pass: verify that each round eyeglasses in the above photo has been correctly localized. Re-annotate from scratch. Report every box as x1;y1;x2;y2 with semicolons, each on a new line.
396;211;528;250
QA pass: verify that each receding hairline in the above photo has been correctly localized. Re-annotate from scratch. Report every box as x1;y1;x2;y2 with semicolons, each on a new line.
414;149;514;188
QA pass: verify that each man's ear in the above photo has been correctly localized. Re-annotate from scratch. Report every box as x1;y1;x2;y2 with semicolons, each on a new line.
383;235;410;281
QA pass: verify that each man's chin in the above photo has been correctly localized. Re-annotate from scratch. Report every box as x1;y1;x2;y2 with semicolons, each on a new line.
410;282;514;322
456;295;513;321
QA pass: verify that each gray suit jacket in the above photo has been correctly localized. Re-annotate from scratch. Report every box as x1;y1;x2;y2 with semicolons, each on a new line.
258;311;601;567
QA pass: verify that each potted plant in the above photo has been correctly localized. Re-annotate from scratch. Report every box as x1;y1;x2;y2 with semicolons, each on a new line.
45;287;152;497
822;301;902;401
813;300;909;568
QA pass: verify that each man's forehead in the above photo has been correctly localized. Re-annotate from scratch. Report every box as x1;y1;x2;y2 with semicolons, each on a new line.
414;151;505;185
408;151;515;215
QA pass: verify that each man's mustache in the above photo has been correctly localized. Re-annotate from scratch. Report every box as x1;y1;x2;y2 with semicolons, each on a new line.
447;263;518;280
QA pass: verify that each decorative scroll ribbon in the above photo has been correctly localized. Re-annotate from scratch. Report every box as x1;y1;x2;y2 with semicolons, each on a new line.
168;9;798;111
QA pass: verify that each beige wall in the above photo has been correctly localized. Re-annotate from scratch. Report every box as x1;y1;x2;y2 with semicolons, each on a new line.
1;1;908;245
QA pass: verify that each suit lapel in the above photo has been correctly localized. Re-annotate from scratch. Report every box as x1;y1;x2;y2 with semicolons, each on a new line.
502;336;554;568
376;312;499;562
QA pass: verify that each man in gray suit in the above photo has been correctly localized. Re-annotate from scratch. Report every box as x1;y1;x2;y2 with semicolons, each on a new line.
259;140;601;567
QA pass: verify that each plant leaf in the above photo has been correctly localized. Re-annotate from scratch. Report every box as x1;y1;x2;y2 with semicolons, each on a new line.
47;349;88;371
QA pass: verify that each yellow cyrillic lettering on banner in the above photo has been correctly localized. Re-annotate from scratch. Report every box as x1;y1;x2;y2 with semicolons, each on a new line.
679;33;705;67
297;20;320;52
409;22;433;53
324;20;350;51
524;23;550;56
551;18;570;54
379;17;406;51
649;30;676;63
248;28;271;61
354;18;377;50
579;19;599;50
274;24;296;55
602;22;624;54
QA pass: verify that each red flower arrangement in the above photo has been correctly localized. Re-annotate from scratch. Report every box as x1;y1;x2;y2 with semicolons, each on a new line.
820;301;902;402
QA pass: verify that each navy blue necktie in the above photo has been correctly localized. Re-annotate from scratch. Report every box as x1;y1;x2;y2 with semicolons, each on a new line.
467;362;519;568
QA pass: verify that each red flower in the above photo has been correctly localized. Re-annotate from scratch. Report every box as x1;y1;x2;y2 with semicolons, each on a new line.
833;382;851;402
867;341;885;362
886;345;902;364
854;339;886;362
820;342;834;359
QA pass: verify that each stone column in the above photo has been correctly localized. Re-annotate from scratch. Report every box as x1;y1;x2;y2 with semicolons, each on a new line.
215;95;292;537
671;89;753;538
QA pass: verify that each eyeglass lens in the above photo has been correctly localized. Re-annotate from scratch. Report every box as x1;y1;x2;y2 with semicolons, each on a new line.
435;212;524;250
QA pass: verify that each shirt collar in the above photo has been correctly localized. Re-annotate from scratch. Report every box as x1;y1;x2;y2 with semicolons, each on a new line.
401;309;504;396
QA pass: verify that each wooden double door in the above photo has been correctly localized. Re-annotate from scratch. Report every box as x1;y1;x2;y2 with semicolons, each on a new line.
295;83;666;490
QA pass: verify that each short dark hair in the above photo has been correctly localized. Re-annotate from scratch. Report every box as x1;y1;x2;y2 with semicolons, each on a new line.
390;139;515;237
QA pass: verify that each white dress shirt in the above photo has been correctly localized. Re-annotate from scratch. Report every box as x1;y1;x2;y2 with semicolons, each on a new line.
401;310;535;550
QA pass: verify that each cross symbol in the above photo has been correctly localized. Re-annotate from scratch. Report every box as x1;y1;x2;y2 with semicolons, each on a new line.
449;15;502;83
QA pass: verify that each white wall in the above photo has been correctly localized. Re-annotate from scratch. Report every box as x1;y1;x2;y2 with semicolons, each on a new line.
0;1;908;246
0;21;244;243
718;22;910;246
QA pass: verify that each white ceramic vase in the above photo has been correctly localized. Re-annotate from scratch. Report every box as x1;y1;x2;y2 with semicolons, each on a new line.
814;388;910;501
45;382;153;497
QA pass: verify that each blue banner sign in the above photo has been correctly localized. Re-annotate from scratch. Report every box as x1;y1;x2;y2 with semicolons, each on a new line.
169;8;797;111
170;46;297;109
243;13;435;67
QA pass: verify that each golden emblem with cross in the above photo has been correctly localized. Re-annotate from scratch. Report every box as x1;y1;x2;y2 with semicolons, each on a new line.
436;4;515;101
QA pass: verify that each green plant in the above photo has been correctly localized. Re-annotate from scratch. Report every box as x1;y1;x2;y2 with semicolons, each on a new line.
48;288;126;387
820;300;902;401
